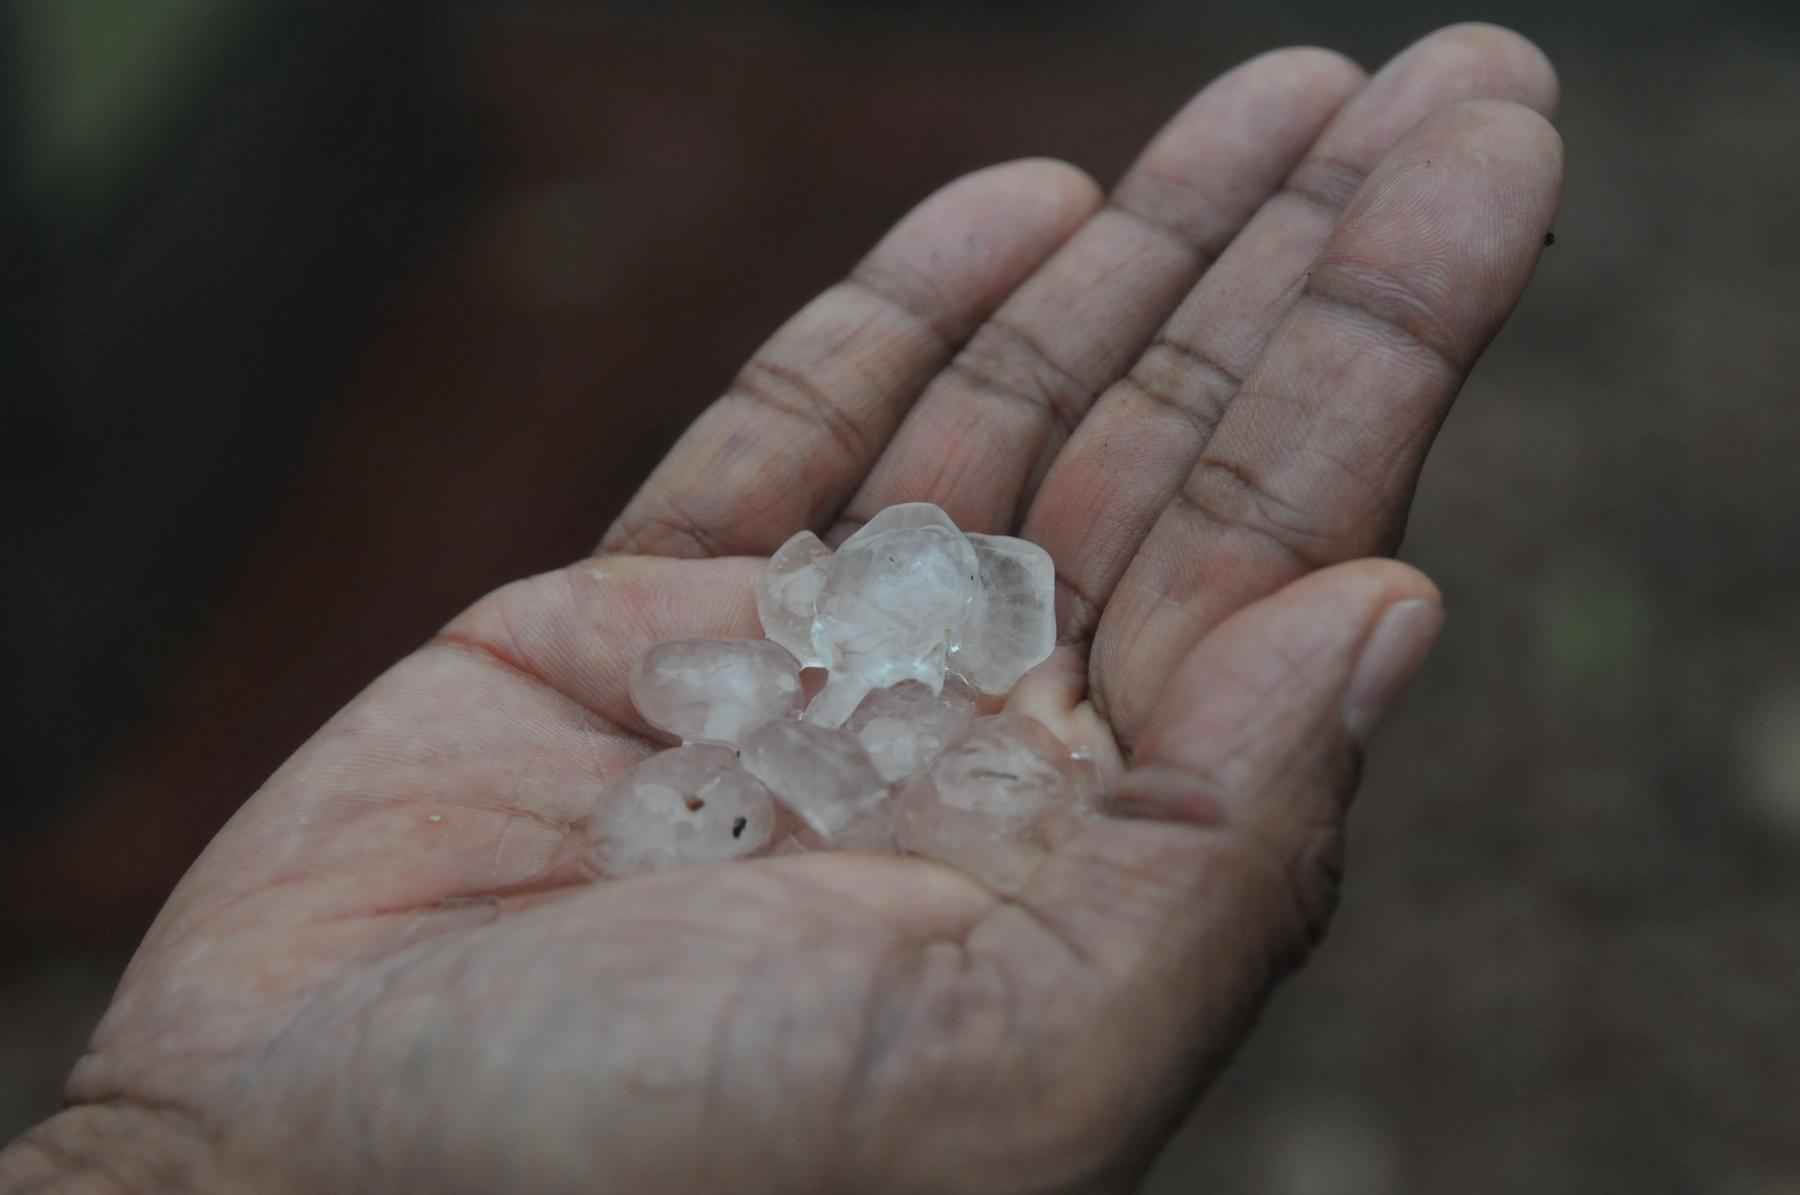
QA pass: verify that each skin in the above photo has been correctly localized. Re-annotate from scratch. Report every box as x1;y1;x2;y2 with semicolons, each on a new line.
2;25;1562;1194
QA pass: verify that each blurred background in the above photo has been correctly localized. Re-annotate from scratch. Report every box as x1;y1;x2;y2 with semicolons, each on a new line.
5;1;1799;1189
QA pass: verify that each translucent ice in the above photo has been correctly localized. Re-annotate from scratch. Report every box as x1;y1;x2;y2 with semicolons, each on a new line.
844;677;979;783
611;502;1093;880
806;505;979;726
848;503;967;540
893;714;1082;894
739;720;888;839
593;744;776;876
631;639;803;746
828;797;899;852
950;533;1057;694
758;530;831;667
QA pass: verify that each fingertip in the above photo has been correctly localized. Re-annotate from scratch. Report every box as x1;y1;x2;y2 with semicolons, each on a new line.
1429;96;1564;157
1308;93;1566;368
1223;558;1444;659
1299;23;1560;213
1290;563;1446;749
1389;22;1561;119
955;156;1106;229
1355;93;1566;199
857;156;1103;344
1130;558;1440;763
1265;560;1450;749
1435;22;1560;117
1311;556;1442;614
1385;96;1567;235
1452;97;1566;218
1241;44;1369;94
1344;590;1445;744
1116;41;1371;251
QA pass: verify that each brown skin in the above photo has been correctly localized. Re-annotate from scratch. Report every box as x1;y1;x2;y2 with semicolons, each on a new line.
2;25;1560;1194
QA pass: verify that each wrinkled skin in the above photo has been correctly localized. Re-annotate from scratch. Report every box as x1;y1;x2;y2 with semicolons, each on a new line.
3;26;1561;1195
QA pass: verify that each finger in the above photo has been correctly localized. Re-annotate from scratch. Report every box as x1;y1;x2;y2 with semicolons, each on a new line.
1027;23;1558;640
951;561;1440;1178
829;47;1367;539
1092;98;1561;743
602;160;1101;558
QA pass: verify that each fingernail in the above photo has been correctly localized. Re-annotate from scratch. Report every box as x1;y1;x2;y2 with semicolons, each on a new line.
1343;598;1444;745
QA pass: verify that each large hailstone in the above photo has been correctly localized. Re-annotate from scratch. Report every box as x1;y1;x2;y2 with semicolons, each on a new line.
756;503;1059;728
804;504;979;727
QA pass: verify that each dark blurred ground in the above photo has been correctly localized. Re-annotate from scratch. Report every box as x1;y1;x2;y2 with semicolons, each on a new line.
6;3;1800;1190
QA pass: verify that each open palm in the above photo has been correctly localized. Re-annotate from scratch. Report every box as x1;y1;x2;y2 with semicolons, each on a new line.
11;26;1562;1195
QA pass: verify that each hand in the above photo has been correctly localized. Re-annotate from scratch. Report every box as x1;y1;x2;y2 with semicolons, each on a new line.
3;25;1561;1194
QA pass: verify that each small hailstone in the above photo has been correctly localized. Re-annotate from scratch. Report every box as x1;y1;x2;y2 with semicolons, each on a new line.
893;714;1082;894
950;533;1058;694
593;744;775;876
806;508;979;726
758;530;832;667
844;677;978;783
739;721;888;839
630;638;803;746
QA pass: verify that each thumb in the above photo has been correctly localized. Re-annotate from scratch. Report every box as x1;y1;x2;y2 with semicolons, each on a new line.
1114;556;1444;948
965;559;1442;1174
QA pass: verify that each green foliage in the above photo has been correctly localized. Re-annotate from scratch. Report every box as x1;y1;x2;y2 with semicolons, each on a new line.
17;0;258;205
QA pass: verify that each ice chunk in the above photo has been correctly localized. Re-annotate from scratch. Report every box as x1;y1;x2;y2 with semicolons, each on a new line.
845;677;978;783
740;720;889;839
949;533;1057;694
593;744;775;876
830;797;899;851
848;502;965;540
758;530;832;667
631;639;803;746
617;503;1100;876
806;510;979;726
893;713;1081;894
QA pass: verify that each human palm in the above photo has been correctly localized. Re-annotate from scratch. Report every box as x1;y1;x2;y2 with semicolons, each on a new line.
7;26;1562;1195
